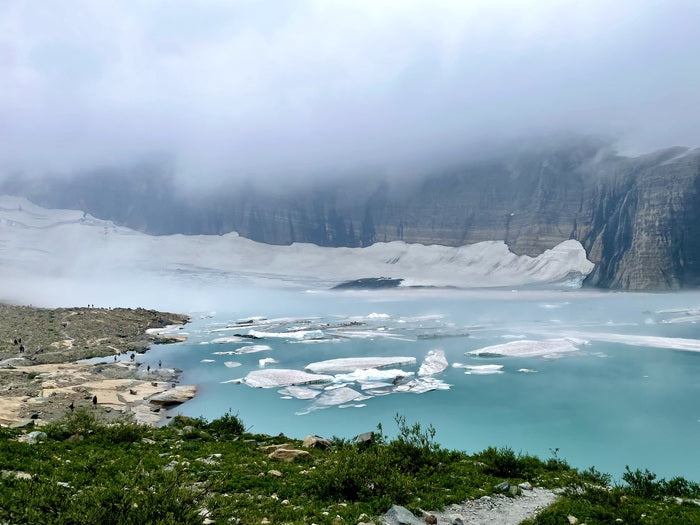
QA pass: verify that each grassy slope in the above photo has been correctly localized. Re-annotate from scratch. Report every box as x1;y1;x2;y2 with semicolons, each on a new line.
1;412;699;525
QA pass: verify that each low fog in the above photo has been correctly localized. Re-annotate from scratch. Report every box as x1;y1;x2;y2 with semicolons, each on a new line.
2;0;700;188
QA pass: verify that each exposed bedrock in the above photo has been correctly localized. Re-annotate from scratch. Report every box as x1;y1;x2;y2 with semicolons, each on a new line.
4;139;700;290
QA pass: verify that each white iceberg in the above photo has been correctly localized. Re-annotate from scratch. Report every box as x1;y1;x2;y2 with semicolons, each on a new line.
210;336;251;344
550;330;700;353
224;361;242;368
306;356;417;373
394;377;451;393
259;357;279;367
277;386;321;399
233;344;272;354
455;364;504;375
467;339;580;358
333;368;413;383
418;349;448;376
249;329;324;340
242;369;333;388
312;387;365;407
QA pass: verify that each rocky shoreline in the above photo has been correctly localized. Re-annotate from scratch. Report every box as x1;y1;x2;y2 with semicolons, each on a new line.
0;304;195;427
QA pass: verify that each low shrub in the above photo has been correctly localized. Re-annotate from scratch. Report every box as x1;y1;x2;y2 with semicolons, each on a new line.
207;409;245;437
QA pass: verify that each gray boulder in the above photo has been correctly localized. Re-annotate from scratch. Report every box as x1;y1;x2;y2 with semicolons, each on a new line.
382;505;423;525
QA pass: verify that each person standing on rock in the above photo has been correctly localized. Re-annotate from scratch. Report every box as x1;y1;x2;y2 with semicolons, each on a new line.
92;395;97;407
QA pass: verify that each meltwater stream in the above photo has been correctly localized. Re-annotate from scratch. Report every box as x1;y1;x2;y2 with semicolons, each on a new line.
139;288;700;482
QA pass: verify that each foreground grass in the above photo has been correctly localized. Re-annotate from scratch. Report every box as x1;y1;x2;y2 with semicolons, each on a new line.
1;412;699;525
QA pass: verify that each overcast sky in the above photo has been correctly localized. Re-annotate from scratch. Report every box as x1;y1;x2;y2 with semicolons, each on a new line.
1;0;700;185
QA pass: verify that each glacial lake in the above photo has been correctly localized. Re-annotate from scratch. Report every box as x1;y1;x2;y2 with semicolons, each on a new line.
137;287;700;482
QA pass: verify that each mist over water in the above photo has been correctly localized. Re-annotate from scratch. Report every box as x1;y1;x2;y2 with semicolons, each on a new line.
133;288;700;482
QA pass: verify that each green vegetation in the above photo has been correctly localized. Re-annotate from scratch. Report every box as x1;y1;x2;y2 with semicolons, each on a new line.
1;412;699;525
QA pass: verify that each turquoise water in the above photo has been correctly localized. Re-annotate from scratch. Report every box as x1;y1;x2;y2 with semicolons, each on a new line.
138;288;700;482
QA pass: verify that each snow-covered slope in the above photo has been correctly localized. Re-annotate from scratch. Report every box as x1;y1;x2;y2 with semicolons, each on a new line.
0;196;593;305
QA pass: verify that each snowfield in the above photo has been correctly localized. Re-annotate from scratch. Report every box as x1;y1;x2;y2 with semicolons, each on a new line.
0;196;594;306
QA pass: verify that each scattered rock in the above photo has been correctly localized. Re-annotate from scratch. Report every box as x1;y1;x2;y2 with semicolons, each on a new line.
495;481;510;492
567;515;579;525
355;432;374;447
9;418;34;429
508;485;521;496
451;516;465;525
268;448;310;462
66;434;84;443
518;482;533;491
259;443;292;453
268;469;283;477
382;505;423;525
422;512;437;524
149;385;196;406
302;434;332;449
20;430;47;444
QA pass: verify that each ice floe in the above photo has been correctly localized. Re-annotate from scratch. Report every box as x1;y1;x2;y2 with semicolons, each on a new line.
394;377;451;393
551;331;700;353
210;336;252;344
467;339;581;358
200;359;215;363
242;369;333;388
248;329;324;340
333;368;413;383
258;357;278;367
224;361;241;368
232;344;272;354
297;387;370;414
418;349;448;376
277;386;321;399
454;364;504;375
306;356;416;373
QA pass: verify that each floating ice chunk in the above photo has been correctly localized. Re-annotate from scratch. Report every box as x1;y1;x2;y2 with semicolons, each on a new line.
339;403;367;409
551;330;700;352
234;344;272;354
308;387;366;411
394;377;450;393
461;364;504;375
221;378;243;384
249;329;324;340
278;386;321;399
224;361;242;368
359;381;394;390
306;356;416;373
333;368;413;383
418;349;448;376
200;359;215;363
211;336;251;344
242;369;333;388
367;312;390;319
259;357;278;367
467;339;580;358
518;368;538;373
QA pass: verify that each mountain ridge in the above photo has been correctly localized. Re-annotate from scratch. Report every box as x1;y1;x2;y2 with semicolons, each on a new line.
3;140;700;290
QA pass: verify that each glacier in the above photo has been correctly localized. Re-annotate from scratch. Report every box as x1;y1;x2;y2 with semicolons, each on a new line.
0;196;594;308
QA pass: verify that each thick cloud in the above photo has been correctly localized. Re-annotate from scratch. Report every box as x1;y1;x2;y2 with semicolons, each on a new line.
1;0;700;185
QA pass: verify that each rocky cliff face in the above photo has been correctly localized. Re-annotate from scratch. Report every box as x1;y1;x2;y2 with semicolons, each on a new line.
3;141;700;290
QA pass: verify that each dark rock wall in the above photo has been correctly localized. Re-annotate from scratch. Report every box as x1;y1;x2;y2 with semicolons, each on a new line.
3;144;700;290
